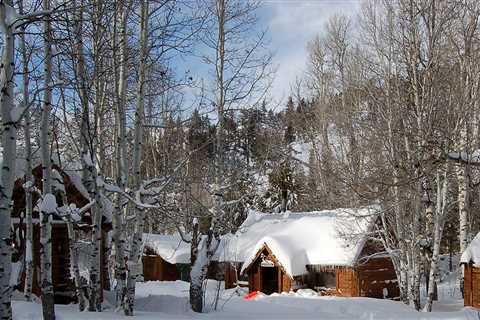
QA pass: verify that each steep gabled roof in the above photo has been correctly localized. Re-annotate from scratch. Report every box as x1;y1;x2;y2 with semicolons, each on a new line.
461;232;480;266
217;207;377;278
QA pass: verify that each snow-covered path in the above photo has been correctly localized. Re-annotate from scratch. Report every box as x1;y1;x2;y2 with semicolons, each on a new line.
12;281;478;320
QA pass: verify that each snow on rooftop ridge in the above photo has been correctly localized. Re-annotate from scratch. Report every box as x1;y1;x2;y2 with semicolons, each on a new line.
143;233;190;264
219;207;378;277
461;232;480;266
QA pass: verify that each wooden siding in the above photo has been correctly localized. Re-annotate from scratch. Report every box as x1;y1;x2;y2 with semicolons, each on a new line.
335;267;358;297
224;262;238;289
142;255;178;281
356;257;399;299
464;264;480;308
243;239;399;299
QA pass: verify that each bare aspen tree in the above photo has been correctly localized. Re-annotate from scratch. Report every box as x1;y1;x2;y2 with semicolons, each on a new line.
124;0;149;315
0;1;17;317
112;0;132;308
40;0;55;318
17;0;34;301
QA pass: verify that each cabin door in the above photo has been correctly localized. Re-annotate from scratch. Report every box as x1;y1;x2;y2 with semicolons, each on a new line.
261;266;278;295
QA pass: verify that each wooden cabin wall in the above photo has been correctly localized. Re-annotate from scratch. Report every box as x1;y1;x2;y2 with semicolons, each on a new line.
142;255;178;281
51;224;74;304
464;264;480;308
464;264;472;307
16;223;74;303
281;271;292;292
356;257;399;299
224;262;238;289
335;268;358;297
248;264;261;293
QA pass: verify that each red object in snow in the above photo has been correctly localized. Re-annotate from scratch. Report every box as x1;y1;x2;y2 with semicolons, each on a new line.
244;291;258;300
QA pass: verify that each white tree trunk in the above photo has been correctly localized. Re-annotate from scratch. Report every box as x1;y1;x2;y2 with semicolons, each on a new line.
424;166;448;312
40;0;55;317
0;2;18;318
123;0;148;315
190;219;220;313
112;0;131;308
18;0;34;301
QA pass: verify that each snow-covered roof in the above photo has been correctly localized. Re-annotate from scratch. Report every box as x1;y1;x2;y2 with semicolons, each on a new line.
216;207;377;277
143;233;190;264
461;232;480;266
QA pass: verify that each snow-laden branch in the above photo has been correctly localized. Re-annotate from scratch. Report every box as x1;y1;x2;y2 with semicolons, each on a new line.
447;151;480;166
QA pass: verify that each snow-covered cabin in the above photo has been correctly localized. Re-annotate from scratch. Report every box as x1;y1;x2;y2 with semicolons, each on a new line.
142;234;191;281
218;208;399;298
461;232;480;308
11;164;112;304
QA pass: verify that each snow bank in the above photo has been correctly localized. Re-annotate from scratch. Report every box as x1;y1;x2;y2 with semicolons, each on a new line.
143;234;190;264
218;207;377;277
461;232;480;266
13;279;474;319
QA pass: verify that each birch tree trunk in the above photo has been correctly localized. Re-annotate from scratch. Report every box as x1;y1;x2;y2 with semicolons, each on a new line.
457;128;468;293
88;172;104;312
124;0;149;315
190;218;220;313
18;0;34;301
40;0;55;318
112;0;131;307
88;0;107;308
215;0;226;180
0;1;17;318
424;166;448;312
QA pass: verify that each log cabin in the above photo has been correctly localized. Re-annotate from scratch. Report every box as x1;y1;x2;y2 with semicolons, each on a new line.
142;233;191;282
218;208;399;299
141;233;228;283
461;232;480;308
11;164;112;304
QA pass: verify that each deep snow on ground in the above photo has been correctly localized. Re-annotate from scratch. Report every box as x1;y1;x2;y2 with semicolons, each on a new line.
12;279;480;320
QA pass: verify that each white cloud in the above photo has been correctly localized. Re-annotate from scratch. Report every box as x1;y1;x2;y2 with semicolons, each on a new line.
262;0;360;102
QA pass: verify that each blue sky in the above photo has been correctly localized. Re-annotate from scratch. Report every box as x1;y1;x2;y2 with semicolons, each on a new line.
176;0;361;111
260;0;360;102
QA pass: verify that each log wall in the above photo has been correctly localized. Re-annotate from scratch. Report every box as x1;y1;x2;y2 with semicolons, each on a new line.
335;267;358;297
142;255;178;281
464;264;480;308
356;257;399;299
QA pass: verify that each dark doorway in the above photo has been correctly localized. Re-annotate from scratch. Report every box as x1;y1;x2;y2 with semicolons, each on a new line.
261;266;278;295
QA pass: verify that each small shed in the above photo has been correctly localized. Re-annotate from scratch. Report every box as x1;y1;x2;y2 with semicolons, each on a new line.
11;164;112;304
142;234;191;282
461;232;480;308
218;208;399;299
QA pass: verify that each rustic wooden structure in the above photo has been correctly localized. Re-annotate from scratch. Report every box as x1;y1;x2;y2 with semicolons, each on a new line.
142;247;179;281
11;164;111;304
221;209;399;299
463;264;480;308
461;232;480;308
242;241;399;298
142;234;191;282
